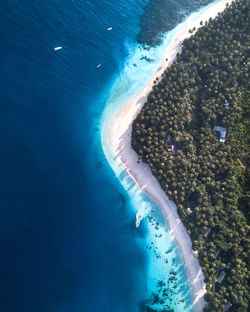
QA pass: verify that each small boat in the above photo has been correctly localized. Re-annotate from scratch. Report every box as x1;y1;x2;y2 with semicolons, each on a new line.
96;63;102;68
107;27;113;31
54;46;63;51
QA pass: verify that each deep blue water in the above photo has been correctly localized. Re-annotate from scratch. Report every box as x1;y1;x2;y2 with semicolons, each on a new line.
0;1;212;311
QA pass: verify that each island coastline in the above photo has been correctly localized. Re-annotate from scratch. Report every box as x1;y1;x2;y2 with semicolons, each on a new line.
101;1;233;311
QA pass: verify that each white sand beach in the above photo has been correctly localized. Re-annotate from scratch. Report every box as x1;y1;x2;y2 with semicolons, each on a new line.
103;0;233;311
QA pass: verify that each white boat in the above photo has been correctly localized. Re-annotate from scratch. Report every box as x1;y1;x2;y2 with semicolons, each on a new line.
107;27;112;31
54;46;63;51
96;63;102;68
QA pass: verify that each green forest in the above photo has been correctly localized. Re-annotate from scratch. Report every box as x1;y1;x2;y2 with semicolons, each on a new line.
132;0;249;311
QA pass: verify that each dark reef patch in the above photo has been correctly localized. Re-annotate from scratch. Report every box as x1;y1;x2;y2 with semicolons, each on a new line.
137;0;214;46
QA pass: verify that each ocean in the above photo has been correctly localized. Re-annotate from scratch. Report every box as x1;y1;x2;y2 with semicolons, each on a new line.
0;1;214;311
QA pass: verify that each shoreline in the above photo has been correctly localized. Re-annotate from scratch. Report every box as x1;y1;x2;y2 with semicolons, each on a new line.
102;0;233;311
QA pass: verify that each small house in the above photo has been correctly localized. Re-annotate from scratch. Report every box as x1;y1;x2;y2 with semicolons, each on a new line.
225;101;230;106
186;207;192;215
213;248;221;260
223;301;232;312
168;145;177;155
218;270;226;283
214;126;227;142
203;227;211;239
222;301;232;312
166;135;172;144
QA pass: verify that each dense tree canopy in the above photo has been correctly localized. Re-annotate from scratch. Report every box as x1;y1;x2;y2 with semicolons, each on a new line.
132;1;249;311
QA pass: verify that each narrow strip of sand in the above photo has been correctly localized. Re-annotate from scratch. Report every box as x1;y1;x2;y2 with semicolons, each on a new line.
103;1;233;311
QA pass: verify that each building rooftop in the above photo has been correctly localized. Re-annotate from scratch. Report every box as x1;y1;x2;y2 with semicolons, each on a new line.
214;126;227;142
168;144;177;155
223;301;232;312
218;270;226;283
203;227;211;238
186;207;192;215
214;248;221;260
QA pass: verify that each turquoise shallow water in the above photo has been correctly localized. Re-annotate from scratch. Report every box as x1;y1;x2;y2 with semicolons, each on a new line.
101;1;224;310
0;0;218;311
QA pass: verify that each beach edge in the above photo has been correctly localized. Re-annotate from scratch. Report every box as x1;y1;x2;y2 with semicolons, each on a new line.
101;1;233;311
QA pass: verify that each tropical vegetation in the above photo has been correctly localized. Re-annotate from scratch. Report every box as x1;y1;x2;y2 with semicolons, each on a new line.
132;0;249;311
